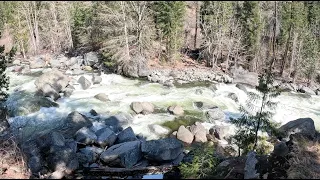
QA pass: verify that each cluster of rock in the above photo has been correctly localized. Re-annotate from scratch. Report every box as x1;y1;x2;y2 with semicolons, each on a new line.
9;52;100;75
21;111;186;179
147;67;233;87
33;69;103;102
213;117;317;179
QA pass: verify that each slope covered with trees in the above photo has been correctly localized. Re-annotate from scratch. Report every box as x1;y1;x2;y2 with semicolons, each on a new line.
0;1;319;84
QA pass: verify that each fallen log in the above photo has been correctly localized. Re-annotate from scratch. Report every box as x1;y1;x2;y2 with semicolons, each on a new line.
76;165;177;177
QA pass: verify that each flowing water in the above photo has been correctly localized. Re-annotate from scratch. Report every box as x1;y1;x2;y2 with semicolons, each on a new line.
5;68;320;142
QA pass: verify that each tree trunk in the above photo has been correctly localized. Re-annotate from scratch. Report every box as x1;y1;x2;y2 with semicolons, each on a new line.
280;26;292;77
288;32;298;78
120;2;130;62
194;1;199;49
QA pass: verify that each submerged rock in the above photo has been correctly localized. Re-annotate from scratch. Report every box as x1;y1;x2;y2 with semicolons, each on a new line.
167;105;184;116
205;107;226;123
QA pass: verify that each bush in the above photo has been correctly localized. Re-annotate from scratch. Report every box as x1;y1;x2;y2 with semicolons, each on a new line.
179;144;218;179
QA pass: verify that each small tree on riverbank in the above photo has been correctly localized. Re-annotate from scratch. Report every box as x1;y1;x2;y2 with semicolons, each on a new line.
230;1;282;155
0;45;9;103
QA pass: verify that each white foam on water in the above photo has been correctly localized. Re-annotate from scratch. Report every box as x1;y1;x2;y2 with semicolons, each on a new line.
5;71;320;140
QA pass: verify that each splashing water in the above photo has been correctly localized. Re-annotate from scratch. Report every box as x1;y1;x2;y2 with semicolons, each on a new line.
5;69;320;140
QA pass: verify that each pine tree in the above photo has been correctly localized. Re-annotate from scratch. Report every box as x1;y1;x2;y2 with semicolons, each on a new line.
237;1;262;72
0;46;10;103
153;1;186;63
231;2;281;155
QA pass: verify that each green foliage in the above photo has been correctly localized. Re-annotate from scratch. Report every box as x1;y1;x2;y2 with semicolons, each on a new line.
153;1;186;62
0;46;10;103
71;2;94;48
237;1;262;56
230;71;281;155
179;144;218;179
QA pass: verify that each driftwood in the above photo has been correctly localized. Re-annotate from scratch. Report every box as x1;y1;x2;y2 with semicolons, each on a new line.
76;165;176;177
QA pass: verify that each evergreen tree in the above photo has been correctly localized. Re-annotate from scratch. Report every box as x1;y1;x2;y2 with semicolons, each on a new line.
231;2;281;155
153;1;186;63
0;46;10;103
237;1;262;72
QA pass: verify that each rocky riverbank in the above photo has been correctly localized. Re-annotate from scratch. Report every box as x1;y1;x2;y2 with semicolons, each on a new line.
7;52;320;97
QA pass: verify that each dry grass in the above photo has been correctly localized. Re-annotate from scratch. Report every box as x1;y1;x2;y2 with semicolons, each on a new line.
287;135;320;179
0;135;30;179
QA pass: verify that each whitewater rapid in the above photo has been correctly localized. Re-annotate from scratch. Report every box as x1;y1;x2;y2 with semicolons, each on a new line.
5;68;320;141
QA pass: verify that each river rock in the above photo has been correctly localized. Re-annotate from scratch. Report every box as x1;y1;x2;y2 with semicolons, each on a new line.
36;131;66;153
6;91;59;117
177;125;194;144
130;102;154;114
63;111;93;138
47;146;79;173
35;69;70;97
149;124;170;136
100;141;142;168
12;59;21;65
209;125;231;140
75;127;97;144
299;86;316;95
29;56;47;69
273;141;289;157
89;109;98;116
195;89;203;95
205;107;226;123
78;146;104;164
115;127;138;144
84;52;99;66
27;155;44;173
62;85;74;97
38;84;61;101
0;107;9;136
236;83;248;93
90;121;107;132
95;127;117;147
94;93;109;102
209;84;218;92
167;105;184;116
227;92;238;102
279;118;316;139
141;137;183;161
78;76;91;90
92;75;102;84
244;151;259;179
193;101;204;109
190;122;207;143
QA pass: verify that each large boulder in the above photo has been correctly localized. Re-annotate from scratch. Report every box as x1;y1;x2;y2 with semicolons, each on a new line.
205;107;226;123
244;151;259;179
141;138;183;162
130;102;155;114
46;146;79;173
62;111;93;138
167;105;184;116
5;91;59;117
236;83;248;93
120;55;149;78
75;127;97;144
84;52;99;66
0;107;9;135
190;122;207;143
29;56;47;69
35;69;70;99
100;141;142;168
279;118;316;139
299;86;316;95
176;125;194;144
36;131;66;153
95;127;117;147
78;76;91;90
115;127;138;144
